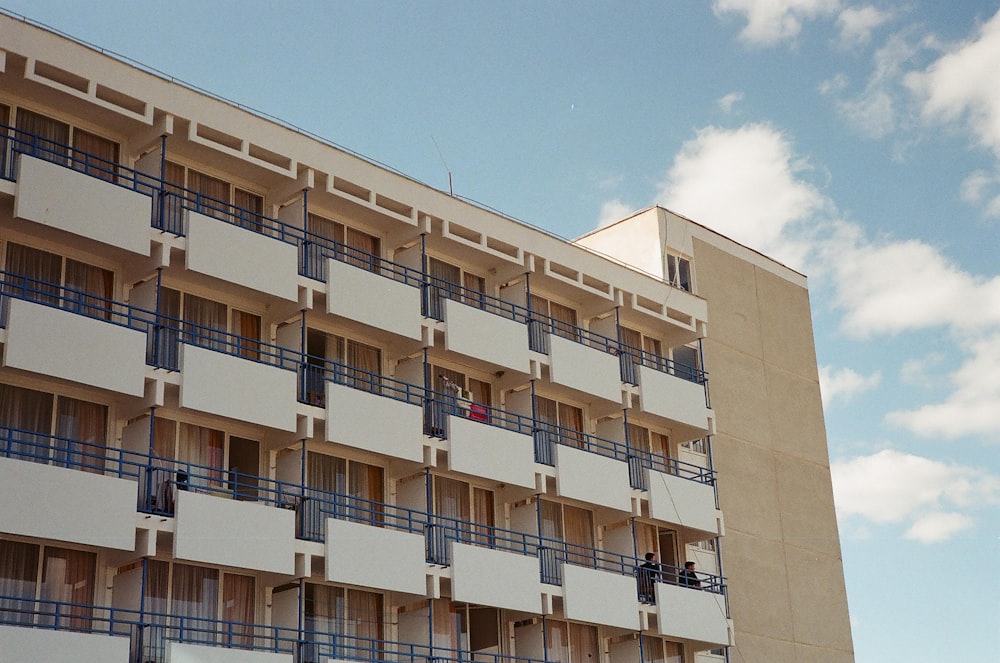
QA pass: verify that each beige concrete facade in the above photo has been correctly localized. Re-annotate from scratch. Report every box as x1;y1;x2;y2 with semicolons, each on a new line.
581;210;854;662
0;13;851;663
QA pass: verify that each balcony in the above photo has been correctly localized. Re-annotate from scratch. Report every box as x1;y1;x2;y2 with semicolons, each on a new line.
2;126;158;257
1;272;150;396
0;596;132;663
0;428;139;551
135;610;297;663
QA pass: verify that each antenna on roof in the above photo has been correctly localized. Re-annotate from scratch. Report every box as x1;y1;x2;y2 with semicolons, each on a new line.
431;135;454;196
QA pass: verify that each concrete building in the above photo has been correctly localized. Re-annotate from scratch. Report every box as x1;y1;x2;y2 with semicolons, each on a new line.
0;13;853;663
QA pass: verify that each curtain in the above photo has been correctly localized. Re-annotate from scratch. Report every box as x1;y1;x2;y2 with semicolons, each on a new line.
558;404;584;449
664;641;683;663
307;214;341;242
427;258;460;318
563;504;595;567
472;488;494;546
548;301;579;341
634;522;657;562
349;461;384;524
345;227;380;272
433;598;465;651
64;258;113;319
303;582;338;634
539;500;562;540
434;476;469;521
171;563;219;643
40;546;95;629
177;423;224;489
0;539;38;625
54;396;107;474
346;589;383;644
222;573;255;647
0;383;54;462
346;339;380;392
5;242;61;305
183;293;227;351
188;169;230;219
231;309;261;360
628;423;650;453
15;108;69;163
306;453;346;537
620;327;642;353
142;560;170;661
568;624;599;663
545;620;570;663
233;188;265;233
72;129;118;181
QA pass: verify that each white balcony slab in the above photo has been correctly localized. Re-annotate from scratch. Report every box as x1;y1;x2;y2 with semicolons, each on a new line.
174;490;295;575
167;641;293;663
14;154;151;256
655;584;733;647
0;625;130;663
326;382;424;462
0;456;136;550
637;365;712;432
325;518;427;595
326;259;422;340
562;564;639;630
179;345;298;432
548;334;622;404
554;444;632;513
3;298;147;396
451;542;542;613
443;299;530;373
186;211;298;301
646;468;722;536
448;416;535;489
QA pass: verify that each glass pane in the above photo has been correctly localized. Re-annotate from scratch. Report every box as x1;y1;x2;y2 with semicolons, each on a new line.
5;242;62;305
15;108;69;163
0;539;39;625
72;129;119;181
40;546;96;628
0;383;54;463
54;396;108;473
64;258;114;319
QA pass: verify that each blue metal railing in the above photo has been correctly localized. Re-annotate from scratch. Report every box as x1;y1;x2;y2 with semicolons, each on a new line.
300;228;423;288
424;388;535;439
422;272;532;324
619;341;707;386
0;123;161;192
0;270;153;332
425;512;543;565
299;487;426;542
532;422;629;467
154;188;302;244
136;609;299;662
628;448;716;489
298;357;425;407
0;426;145;480
0;594;136;635
145;310;298;372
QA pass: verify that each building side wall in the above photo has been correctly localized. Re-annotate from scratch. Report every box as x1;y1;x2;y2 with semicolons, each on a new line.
692;238;854;662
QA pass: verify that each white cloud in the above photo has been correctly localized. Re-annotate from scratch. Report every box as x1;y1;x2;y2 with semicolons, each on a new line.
717;91;744;113
886;335;1000;440
904;512;975;543
713;0;841;46
960;169;1000;219
596;198;634;228
905;9;1000;156
831;450;1000;542
819;365;881;406
654;123;824;268
836;5;893;48
820;223;1000;338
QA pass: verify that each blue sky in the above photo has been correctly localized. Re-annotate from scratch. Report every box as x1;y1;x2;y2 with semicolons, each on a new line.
4;1;997;661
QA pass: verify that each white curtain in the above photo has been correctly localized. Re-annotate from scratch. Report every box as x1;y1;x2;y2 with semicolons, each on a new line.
0;539;38;625
0;383;53;462
177;423;224;489
222;573;255;647
40;546;95;628
183;293;227;351
54;396;107;474
171;563;219;642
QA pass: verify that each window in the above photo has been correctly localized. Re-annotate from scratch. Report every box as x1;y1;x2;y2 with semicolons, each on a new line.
539;500;595;570
143;561;256;652
427;257;487;316
620;326;666;378
149;417;259;510
535;395;584;447
641;635;684;663
666;253;692;292
3;243;114;320
544;619;599;663
158;287;262;360
164;161;265;230
427;476;494;561
304;583;383;647
628;423;672;466
0;538;97;629
1;104;10;176
530;294;579;341
0;383;108;473
671;344;701;381
12;108;120;181
434;601;501;655
305;328;382;401
431;365;492;410
304;452;384;534
681;438;707;455
306;213;381;277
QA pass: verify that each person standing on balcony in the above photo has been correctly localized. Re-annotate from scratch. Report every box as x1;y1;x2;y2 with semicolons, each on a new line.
680;561;702;588
638;552;661;603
